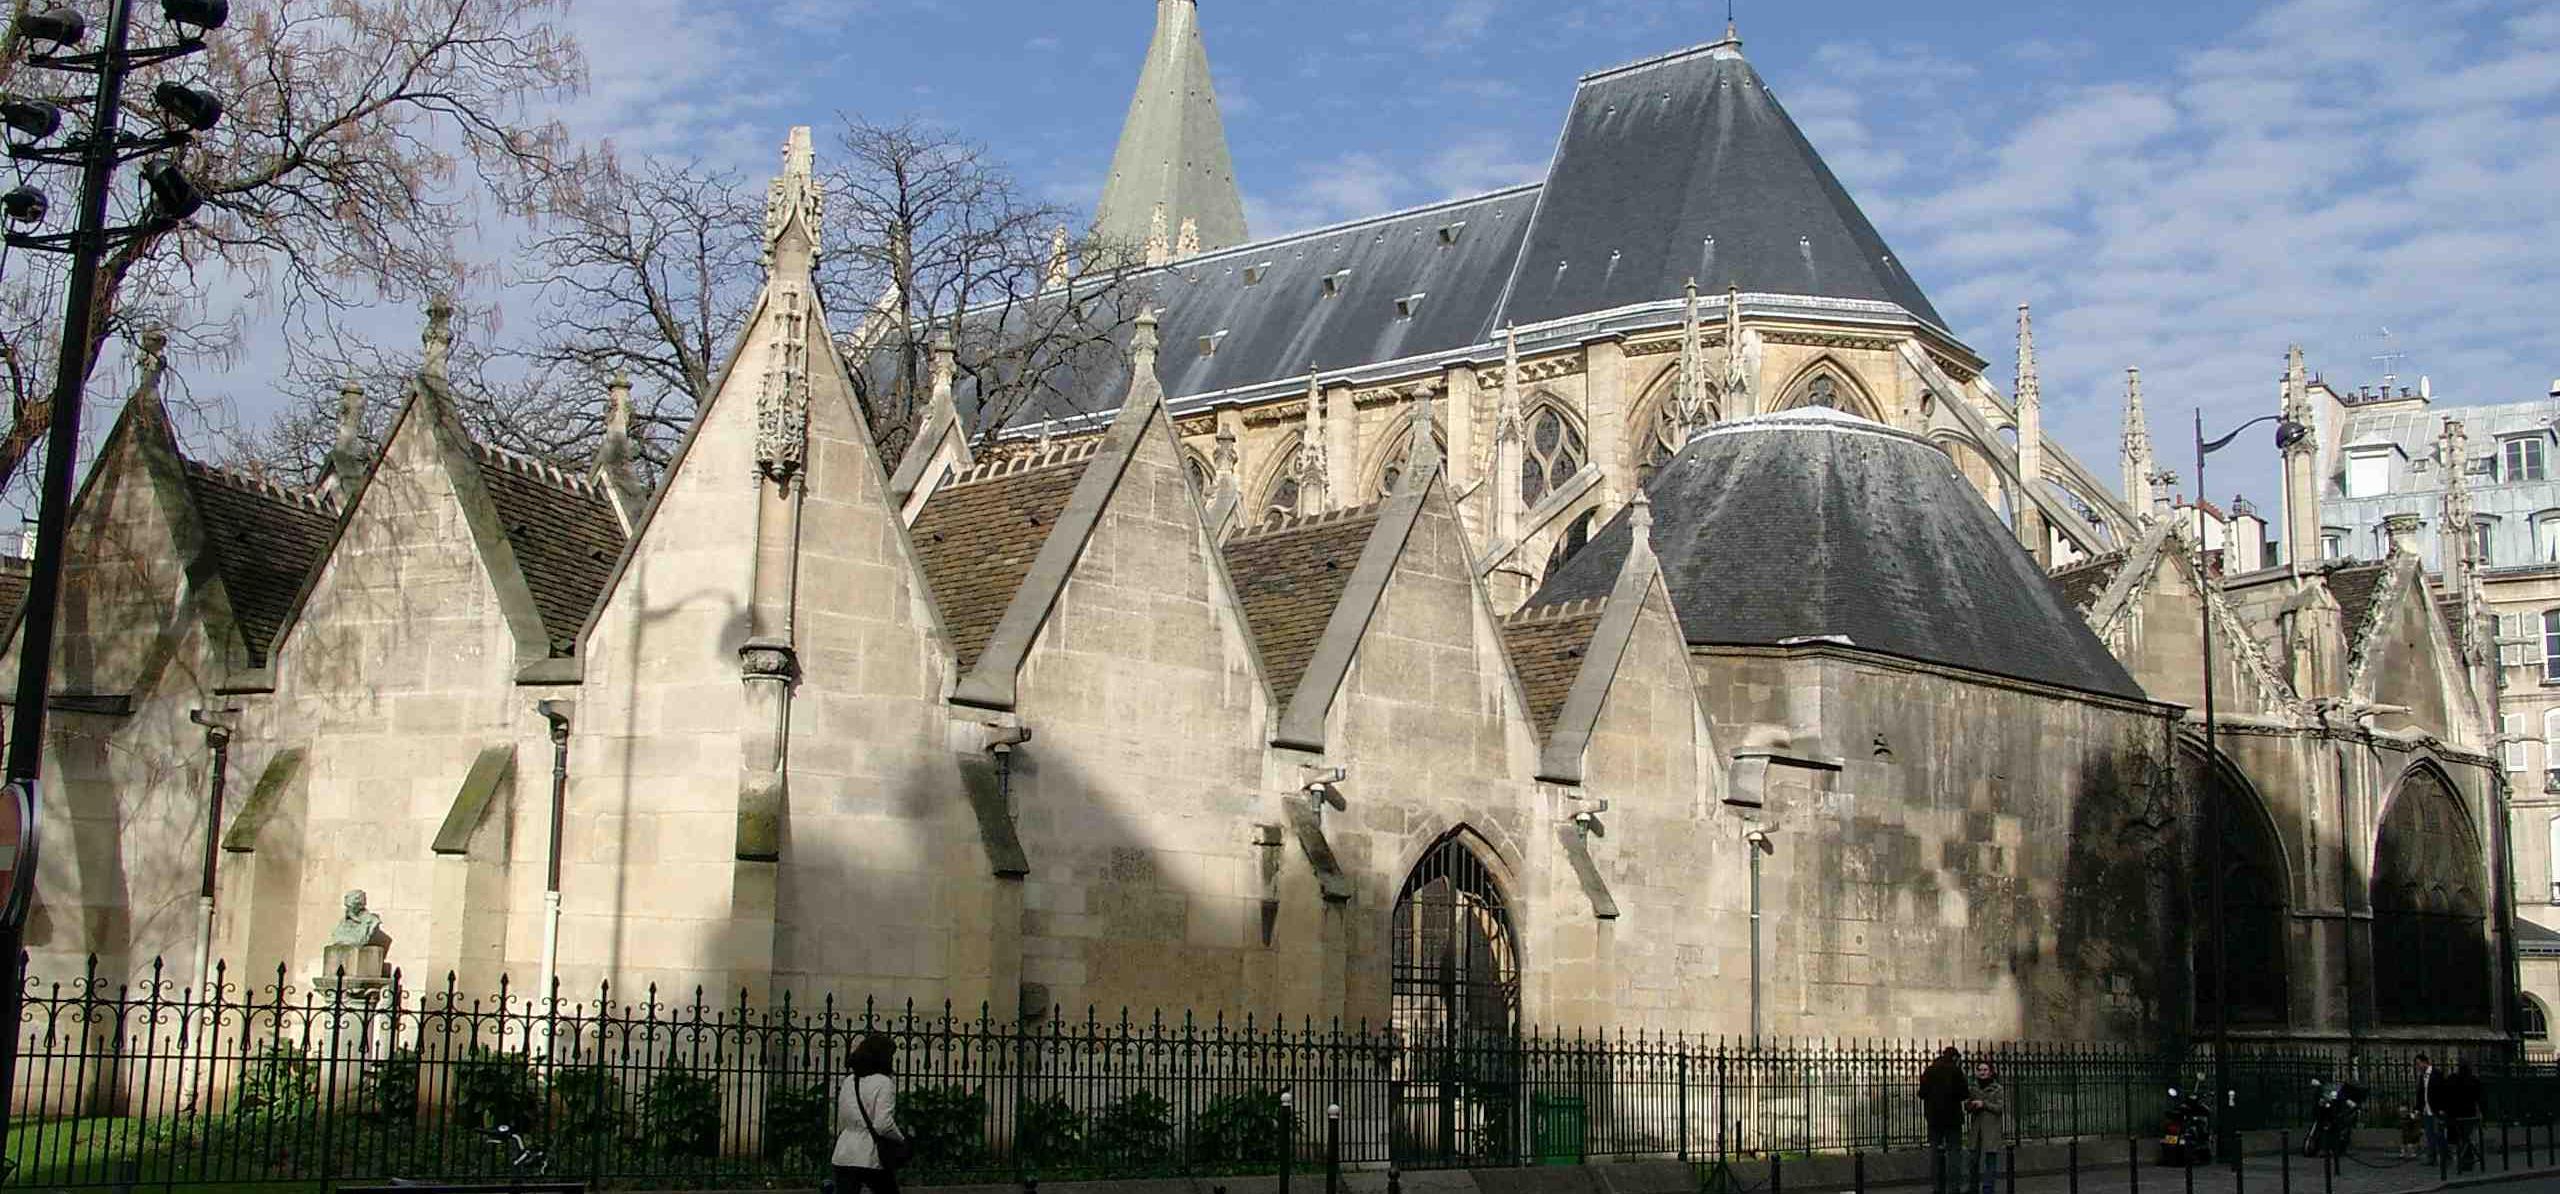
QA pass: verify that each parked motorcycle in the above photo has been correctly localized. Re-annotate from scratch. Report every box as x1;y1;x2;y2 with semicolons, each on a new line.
2163;1086;2215;1166
2303;1078;2367;1158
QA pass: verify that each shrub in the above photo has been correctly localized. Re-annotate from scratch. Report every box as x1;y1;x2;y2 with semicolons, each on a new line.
358;1048;420;1122
1087;1090;1176;1171
1015;1094;1083;1169
644;1064;723;1158
763;1080;834;1173
230;1043;318;1129
454;1046;542;1130
1190;1089;1288;1168
897;1084;988;1172
552;1064;626;1139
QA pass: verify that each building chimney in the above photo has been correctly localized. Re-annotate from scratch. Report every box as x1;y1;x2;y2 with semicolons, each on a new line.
2381;512;2423;558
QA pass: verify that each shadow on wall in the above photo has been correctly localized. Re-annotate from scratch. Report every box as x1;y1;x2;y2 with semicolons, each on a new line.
2045;743;2183;1045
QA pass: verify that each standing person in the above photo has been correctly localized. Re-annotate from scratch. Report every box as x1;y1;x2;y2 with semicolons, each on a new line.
1965;1061;2007;1194
1918;1048;1971;1194
2439;1059;2485;1173
834;1033;907;1194
2414;1053;2443;1166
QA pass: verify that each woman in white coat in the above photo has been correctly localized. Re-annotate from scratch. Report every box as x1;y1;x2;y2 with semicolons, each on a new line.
833;1033;906;1194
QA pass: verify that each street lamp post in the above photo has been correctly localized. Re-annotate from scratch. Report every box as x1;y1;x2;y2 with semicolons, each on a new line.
0;0;226;1146
2192;408;2308;1157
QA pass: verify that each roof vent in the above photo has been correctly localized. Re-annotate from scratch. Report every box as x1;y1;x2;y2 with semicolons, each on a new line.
1198;331;1227;358
1243;262;1270;285
2550;378;2560;398
1437;221;1466;246
1321;270;1349;299
1395;293;1426;320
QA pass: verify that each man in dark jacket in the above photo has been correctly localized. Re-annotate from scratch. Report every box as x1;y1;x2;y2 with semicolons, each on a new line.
1918;1048;1970;1194
2439;1060;2486;1172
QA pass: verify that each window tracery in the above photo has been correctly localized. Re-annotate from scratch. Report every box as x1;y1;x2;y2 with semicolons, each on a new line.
1521;405;1586;509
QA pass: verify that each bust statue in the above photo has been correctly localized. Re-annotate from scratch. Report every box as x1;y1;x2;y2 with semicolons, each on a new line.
329;889;386;948
317;889;391;994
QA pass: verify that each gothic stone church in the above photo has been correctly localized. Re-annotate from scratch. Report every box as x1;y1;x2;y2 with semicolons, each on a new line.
2;5;2513;1046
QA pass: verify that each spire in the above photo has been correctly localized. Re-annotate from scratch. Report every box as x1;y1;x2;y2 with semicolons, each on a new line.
1212;416;1240;506
2440;415;2486;659
1403;381;1441;486
327;378;367;488
596;371;649;521
1629;485;1655;563
2013;304;2047;564
1096;0;1249;256
422;295;454;383
1678;278;1707;431
130;329;168;415
1722;285;1757;417
1494;327;1523;543
1296;368;1330;517
761;126;824;273
2279;345;2319;567
1145;203;1171;267
1044;226;1072;291
2120;367;2154;519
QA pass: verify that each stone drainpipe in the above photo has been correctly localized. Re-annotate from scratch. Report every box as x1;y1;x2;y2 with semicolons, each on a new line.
534;700;573;1030
185;709;237;995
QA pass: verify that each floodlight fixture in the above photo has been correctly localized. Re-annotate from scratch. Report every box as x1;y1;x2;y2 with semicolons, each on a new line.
161;0;229;32
140;162;201;224
0;101;61;145
15;8;85;48
152;81;221;131
3;186;45;226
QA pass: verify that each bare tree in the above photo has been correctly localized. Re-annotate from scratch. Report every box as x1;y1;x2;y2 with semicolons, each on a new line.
822;117;1145;462
0;0;584;501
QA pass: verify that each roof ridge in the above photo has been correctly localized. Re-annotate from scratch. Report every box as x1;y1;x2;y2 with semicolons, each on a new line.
180;459;338;517
945;438;1103;490
1227;499;1388;542
1578;37;1751;85
1504;596;1608;625
469;440;608;501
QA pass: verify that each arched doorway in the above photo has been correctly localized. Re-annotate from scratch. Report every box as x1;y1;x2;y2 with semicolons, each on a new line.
2189;750;2291;1027
1391;830;1521;1166
2373;768;2492;1026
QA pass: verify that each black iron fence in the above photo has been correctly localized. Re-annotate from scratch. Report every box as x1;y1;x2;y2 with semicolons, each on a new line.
6;958;2554;1190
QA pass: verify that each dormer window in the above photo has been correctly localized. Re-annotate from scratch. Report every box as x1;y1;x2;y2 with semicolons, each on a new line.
1243;262;1270;286
1437;222;1466;246
1320;270;1349;299
2344;447;2392;498
1395;293;1426;320
1197;330;1228;358
2506;435;2548;483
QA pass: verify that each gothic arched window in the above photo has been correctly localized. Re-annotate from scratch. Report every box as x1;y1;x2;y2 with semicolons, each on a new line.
1521;405;1586;509
2191;758;2291;1027
2373;769;2491;1026
1637;400;1683;488
1544;510;1596;582
1264;473;1302;523
1377;430;1447;497
1185;453;1212;494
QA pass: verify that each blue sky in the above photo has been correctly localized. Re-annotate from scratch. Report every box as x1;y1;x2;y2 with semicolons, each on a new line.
198;0;2560;511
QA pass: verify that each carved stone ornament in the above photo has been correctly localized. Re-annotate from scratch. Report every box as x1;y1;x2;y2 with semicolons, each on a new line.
755;283;811;481
740;638;801;682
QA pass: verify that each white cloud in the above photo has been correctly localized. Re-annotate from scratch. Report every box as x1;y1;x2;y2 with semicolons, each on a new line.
1865;0;2560;506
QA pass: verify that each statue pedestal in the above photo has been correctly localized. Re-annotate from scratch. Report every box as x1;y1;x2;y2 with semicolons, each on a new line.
315;943;390;997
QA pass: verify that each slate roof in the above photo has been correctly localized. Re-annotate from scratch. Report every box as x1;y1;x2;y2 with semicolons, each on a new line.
1220;505;1383;709
1492;40;1944;330
1529;408;2147;701
468;445;629;658
1094;0;1248;253
2050;552;2127;612
181;463;339;667
935;36;1946;430
954;187;1540;430
1500;600;1607;742
909;445;1096;672
2519;917;2560;958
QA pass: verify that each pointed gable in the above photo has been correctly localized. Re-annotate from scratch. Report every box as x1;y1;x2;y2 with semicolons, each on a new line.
909;444;1096;672
1495;37;1944;329
1500;599;1606;745
1220;505;1383;710
465;444;627;657
179;463;338;667
2322;563;2391;645
2052;551;2129;613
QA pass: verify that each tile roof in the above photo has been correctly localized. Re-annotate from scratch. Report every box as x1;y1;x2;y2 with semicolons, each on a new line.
0;558;25;627
908;444;1097;672
2324;563;2391;644
1220;505;1384;709
1500;599;1607;742
468;445;629;658
2050;552;2128;612
181;463;339;667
